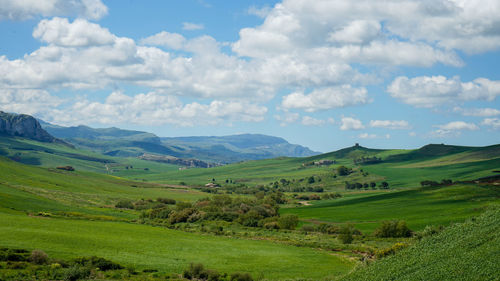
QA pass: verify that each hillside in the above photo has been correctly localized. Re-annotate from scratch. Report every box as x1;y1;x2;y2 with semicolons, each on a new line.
342;206;500;281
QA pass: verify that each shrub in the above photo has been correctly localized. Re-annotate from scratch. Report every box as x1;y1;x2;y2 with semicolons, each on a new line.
63;265;91;281
183;263;220;280
230;272;254;281
339;225;355;244
278;214;299;230
374;220;412;238
30;249;48;264
71;256;123;271
337;166;351;176
301;225;315;233
115;199;134;209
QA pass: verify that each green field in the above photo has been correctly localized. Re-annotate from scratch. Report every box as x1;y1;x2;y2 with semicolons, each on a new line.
282;184;499;233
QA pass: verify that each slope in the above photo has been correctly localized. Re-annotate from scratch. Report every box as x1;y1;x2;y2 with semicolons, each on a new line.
342;206;500;281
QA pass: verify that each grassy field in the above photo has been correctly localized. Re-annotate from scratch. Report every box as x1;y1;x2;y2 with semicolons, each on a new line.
342;206;500;281
0;211;354;280
281;184;500;233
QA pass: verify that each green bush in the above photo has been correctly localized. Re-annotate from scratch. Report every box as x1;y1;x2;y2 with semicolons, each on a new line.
339;225;355;244
71;256;123;271
278;214;299;230
115;199;134;209
183;263;221;280
63;265;91;281
230;272;254;281
374;220;412;238
157;197;176;205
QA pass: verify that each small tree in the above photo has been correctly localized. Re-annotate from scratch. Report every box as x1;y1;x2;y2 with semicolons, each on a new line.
337;166;351;176
339;224;354;244
29;249;48;265
278;214;299;230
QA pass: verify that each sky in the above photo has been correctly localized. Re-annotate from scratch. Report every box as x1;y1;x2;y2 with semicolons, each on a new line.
0;0;499;152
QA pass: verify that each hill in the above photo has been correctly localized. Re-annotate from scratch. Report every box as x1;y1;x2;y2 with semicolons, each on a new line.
342;206;500;281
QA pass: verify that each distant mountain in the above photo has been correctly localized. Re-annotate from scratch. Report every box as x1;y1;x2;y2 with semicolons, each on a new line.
161;134;320;163
39;121;319;163
0;111;59;143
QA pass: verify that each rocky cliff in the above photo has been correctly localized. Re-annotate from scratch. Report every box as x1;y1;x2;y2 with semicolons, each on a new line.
0;111;57;142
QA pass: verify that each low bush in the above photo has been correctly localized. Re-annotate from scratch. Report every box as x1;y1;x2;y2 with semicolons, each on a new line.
373;220;412;238
115;199;134;209
29;249;48;264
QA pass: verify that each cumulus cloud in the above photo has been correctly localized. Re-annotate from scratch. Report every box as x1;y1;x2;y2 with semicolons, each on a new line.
453;107;500;117
182;22;204;31
481;118;500;129
369;120;410;129
388;76;500;108
281;86;369;112
0;0;108;20
0;89;61;116
301;116;325;126
340;117;364;131
431;121;479;137
140;31;186;50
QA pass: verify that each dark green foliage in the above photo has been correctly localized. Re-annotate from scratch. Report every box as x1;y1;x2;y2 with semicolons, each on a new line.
71;256;123;271
307;176;315;184
230;272;254;281
339;225;355;244
337;165;352;176
278;214;299;230
183;263;221;281
373;220;412;238
63;265;91;281
115;199;134;209
0;248;29;262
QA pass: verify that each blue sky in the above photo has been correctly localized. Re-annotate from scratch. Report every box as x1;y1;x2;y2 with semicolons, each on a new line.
0;0;499;152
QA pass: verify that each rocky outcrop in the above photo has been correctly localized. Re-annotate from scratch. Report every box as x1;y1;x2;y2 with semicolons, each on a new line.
0;111;57;142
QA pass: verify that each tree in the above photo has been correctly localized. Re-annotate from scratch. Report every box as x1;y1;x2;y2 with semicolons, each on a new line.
380;181;389;189
339;224;354;244
307;176;315;184
337;165;351;176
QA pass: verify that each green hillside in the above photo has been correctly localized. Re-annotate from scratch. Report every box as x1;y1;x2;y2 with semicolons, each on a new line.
342;206;500;281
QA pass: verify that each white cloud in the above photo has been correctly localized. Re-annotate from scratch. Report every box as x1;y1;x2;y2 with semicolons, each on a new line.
140;31;186;50
281;86;369;112
388;76;500;108
33;17;115;47
301;116;325;126
340;117;364;131
0;0;108;20
274;112;300;126
182;22;204;31
437;121;479;131
0;89;61;116
409;132;417;137
358;133;377;139
481;118;500;129
453;107;500;117
431;121;479;137
369;120;410;129
40;91;268;127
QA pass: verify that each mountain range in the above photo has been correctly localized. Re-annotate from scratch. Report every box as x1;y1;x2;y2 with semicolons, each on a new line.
35;115;320;164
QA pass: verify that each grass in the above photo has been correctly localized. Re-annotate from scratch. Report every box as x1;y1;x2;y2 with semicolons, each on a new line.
342;206;500;281
281;184;500;233
0;211;354;280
